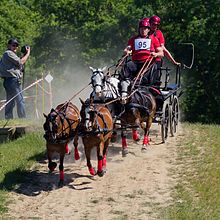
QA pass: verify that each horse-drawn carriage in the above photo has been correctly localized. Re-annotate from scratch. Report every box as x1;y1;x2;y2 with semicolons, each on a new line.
89;56;182;146
43;55;183;184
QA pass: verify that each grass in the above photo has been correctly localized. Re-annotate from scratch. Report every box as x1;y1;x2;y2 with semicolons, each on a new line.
0;118;43;127
0;126;45;215
161;123;220;220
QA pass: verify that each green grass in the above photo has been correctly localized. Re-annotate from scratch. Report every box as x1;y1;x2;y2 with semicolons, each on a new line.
0;118;43;127
161;123;220;220
0;130;45;215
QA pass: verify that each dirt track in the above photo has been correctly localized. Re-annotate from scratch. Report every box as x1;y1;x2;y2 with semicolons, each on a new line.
6;124;182;220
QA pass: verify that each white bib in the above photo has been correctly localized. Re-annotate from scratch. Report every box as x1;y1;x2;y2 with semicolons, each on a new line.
134;38;151;50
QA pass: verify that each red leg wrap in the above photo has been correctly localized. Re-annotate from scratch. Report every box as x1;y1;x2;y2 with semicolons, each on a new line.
60;170;64;181
89;167;95;176
132;130;139;141
98;160;103;173
102;155;107;168
74;147;80;160
65;143;69;154
143;135;149;145
122;137;127;148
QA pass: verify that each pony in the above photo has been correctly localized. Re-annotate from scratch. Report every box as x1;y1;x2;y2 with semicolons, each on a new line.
79;99;113;176
89;66;121;142
43;101;80;186
89;66;120;115
119;83;157;156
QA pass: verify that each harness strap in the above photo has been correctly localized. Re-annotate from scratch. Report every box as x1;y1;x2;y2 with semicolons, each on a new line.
96;111;108;132
127;103;149;115
54;103;79;140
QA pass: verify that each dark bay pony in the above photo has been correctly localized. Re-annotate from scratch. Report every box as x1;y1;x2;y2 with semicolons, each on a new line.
79;99;113;176
120;84;156;156
43;101;80;186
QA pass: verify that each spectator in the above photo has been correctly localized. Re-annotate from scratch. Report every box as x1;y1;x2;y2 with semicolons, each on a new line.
0;38;30;119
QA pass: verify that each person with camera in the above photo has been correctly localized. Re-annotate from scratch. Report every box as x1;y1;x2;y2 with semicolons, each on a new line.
0;38;30;119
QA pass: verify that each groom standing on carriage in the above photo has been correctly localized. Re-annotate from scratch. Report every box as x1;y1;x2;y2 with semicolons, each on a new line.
120;17;163;88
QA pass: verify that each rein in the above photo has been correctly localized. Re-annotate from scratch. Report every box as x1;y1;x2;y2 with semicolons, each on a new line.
105;54;129;77
131;57;154;91
49;104;79;141
103;88;138;106
68;83;91;103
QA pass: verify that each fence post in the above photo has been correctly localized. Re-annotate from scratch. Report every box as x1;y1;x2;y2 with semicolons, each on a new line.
35;78;39;118
41;72;45;114
45;73;54;110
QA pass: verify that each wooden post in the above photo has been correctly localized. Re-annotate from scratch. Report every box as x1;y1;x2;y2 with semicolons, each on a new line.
49;81;52;109
35;78;39;118
42;72;45;114
44;73;54;110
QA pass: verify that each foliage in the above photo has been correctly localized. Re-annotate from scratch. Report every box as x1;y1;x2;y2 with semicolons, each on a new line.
0;0;219;122
160;0;220;123
32;0;154;72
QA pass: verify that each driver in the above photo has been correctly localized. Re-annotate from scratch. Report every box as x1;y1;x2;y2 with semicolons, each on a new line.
120;17;164;86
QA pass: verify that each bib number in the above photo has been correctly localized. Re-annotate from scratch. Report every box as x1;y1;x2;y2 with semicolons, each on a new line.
135;38;151;50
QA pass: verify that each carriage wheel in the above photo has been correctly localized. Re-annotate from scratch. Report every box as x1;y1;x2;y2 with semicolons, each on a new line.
170;96;179;136
173;96;179;133
161;103;170;143
169;103;174;137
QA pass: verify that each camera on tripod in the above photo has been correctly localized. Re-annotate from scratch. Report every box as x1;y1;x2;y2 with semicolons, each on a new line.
21;45;30;55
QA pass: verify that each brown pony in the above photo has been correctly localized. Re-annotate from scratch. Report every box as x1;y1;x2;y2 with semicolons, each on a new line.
79;99;113;176
120;86;156;156
43;101;80;186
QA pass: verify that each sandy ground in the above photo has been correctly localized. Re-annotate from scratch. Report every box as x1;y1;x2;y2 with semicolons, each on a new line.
5;124;182;220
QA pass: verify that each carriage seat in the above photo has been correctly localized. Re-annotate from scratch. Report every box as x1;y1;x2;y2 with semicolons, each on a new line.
166;83;178;90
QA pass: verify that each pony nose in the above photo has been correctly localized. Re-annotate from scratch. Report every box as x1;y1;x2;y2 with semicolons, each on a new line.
121;97;127;104
85;120;92;131
96;91;102;97
121;93;128;104
95;85;102;94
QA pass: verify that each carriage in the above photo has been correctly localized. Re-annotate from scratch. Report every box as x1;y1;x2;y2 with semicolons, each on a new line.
152;64;182;143
42;58;183;183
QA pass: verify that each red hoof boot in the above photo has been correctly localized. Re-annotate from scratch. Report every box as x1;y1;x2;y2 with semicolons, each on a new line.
89;167;96;176
132;130;140;142
65;144;70;155
74;148;80;160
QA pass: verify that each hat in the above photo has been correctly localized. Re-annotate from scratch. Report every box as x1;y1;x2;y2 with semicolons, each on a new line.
8;38;19;46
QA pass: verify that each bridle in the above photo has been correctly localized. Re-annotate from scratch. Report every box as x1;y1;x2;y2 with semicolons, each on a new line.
82;102;109;134
44;104;79;143
91;70;104;90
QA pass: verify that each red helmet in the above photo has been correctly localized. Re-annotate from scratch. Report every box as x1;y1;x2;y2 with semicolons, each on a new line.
149;15;161;25
138;18;150;28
